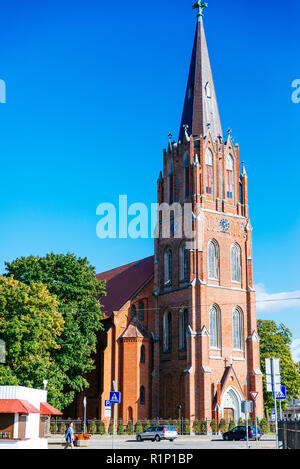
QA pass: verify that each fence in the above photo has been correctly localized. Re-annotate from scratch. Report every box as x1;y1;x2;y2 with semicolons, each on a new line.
278;420;300;449
49;417;270;436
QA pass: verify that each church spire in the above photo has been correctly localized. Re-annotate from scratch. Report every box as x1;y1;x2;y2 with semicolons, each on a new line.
178;3;222;142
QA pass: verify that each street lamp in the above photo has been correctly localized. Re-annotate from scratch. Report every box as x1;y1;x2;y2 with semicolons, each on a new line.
177;405;182;435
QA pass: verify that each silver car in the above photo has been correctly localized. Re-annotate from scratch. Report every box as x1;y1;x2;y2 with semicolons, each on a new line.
136;425;178;442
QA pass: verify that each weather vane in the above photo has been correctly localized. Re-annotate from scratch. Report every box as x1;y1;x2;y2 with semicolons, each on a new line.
192;1;208;21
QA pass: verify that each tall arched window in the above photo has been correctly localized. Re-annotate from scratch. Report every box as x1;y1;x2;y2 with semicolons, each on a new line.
179;243;189;282
226;155;234;200
231;243;242;283
131;305;136;318
167;159;174;204
141;345;145;364
183;153;190;198
208;239;219;280
138;301;144;321
209;305;221;349
163;311;172;353
206;149;214;196
232;308;244;351
140;386;145;405
179;309;188;351
164;248;172;285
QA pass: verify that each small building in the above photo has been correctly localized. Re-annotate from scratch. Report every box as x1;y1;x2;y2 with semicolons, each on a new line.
0;386;62;449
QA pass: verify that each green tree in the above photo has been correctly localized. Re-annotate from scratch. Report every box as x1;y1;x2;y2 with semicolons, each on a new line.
258;320;300;413
5;253;105;409
135;420;143;433
0;276;64;407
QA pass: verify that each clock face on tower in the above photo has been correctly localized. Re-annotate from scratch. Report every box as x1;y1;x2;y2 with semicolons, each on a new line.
219;218;230;232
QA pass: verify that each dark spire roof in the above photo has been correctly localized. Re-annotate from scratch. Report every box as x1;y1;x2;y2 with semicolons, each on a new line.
178;17;222;142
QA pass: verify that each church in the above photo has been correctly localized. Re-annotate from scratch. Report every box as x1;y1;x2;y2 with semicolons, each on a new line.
70;3;264;425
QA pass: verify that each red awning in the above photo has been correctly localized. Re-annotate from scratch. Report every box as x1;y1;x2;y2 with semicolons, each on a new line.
40;402;62;416
0;399;40;414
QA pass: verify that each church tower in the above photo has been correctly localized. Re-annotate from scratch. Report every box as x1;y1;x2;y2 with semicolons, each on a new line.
153;2;263;424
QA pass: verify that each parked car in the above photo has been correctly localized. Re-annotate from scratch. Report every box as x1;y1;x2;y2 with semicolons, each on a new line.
223;425;262;441
136;425;178;442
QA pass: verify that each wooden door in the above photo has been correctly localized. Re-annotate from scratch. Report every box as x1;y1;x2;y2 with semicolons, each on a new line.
224;408;234;425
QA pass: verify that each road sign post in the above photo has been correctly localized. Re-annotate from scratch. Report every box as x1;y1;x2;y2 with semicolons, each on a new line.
83;396;87;434
242;401;253;449
110;382;121;450
266;358;281;450
250;392;259;442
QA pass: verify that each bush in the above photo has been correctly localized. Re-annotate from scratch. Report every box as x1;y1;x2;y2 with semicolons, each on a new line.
193;419;201;435
143;420;151;431
219;419;227;434
135;420;143;434
89;421;97;434
127;421;133;435
108;422;114;435
183;419;190;435
228;420;235;431
238;417;244;426
260;418;269;433
172;420;180;433
99;421;106;435
210;419;217;434
117;421;125;435
201;420;208;435
58;422;67;434
50;421;58;434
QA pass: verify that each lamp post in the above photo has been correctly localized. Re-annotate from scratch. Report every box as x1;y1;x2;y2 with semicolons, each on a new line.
177;405;182;435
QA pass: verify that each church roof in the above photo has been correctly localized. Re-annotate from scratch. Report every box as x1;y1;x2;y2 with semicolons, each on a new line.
121;317;151;339
97;256;154;318
178;16;222;142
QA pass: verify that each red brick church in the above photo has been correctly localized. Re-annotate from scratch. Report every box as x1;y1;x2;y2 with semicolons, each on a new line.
71;4;264;425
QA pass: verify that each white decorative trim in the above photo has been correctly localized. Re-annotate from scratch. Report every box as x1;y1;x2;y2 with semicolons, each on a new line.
253;369;263;376
232;357;246;362
184;366;193;374
202;366;212;374
207;284;247;293
203;209;247;220
210;356;223;360
199;325;210;337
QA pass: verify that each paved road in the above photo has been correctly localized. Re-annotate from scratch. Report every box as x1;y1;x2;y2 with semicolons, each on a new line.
49;435;276;450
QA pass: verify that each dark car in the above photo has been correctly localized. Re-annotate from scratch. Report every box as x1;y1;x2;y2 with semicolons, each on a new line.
223;425;262;441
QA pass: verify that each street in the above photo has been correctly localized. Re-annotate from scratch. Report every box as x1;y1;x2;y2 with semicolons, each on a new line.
48;435;276;450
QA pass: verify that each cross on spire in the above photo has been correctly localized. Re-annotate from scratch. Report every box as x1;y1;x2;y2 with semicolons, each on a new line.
192;1;208;21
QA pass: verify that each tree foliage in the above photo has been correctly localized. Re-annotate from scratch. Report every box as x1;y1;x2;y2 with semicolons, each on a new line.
257;320;300;413
0;276;64;406
4;253;106;409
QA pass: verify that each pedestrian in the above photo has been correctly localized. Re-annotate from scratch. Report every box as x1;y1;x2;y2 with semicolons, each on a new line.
64;422;74;449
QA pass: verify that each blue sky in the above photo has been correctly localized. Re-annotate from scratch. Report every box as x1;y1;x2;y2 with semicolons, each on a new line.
0;0;299;352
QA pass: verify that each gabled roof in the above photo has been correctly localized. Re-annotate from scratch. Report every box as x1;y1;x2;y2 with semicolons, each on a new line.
121;317;151;339
178;18;222;142
97;256;154;318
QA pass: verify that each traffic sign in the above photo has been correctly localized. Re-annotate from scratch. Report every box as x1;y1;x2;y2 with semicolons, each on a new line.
266;358;281;393
105;400;111;408
110;392;121;404
250;392;259;401
273;386;286;401
271;410;276;421
241;401;253;413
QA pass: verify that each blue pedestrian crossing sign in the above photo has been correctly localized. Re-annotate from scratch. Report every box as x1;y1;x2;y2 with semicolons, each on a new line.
110;392;121;404
273;386;286;400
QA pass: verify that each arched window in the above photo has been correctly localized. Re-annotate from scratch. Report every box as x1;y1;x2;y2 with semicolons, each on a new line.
141;345;145;364
127;407;133;422
206;149;214;196
209;305;221;349
140;386;145;405
179;309;188;351
138;301;144;321
208;239;219;280
179;243;189;282
163;311;172;353
226;155;234;200
164;248;172;285
232;308;244;351
131;305;136;318
231;244;242;283
183;153;190;198
167;159;174;204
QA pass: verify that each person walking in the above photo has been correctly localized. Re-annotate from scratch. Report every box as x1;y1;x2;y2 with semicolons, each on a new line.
64;422;75;449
